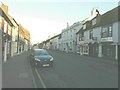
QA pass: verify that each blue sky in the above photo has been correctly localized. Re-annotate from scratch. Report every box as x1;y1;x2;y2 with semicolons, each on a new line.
1;0;119;44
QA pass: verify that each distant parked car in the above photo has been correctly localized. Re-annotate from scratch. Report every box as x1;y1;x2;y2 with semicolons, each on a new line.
30;49;54;67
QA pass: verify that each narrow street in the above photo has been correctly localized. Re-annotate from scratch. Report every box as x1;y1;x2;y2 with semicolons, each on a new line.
30;50;118;88
2;50;118;88
1;1;119;89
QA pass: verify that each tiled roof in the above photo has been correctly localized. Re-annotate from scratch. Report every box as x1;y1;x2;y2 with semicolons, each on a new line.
100;6;119;26
84;6;119;31
76;6;119;34
76;27;83;34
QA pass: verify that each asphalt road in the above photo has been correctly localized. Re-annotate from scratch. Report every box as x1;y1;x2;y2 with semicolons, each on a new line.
30;50;118;88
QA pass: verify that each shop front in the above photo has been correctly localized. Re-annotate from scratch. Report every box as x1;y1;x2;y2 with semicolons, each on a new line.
102;42;116;60
89;42;99;57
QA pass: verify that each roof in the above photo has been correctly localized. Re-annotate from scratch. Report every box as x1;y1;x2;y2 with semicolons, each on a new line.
0;7;14;27
83;6;119;31
100;6;119;26
76;27;83;34
50;34;61;40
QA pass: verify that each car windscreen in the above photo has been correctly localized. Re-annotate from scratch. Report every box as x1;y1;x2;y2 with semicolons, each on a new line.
34;50;49;56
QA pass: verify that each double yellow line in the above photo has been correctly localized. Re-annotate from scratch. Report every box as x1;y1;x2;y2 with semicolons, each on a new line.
29;60;46;88
34;68;47;88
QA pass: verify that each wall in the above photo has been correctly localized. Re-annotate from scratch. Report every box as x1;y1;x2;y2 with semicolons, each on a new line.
118;21;120;44
93;27;101;42
112;22;118;43
0;29;2;60
0;30;1;90
84;30;90;43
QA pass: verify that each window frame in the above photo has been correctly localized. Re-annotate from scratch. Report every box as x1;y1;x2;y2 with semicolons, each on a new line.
89;30;93;39
101;25;112;38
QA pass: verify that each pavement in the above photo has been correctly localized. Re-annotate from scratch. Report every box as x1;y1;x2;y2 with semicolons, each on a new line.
2;51;34;88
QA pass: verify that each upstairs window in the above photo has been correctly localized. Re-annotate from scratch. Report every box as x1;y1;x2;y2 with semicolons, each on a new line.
92;18;96;25
83;24;86;29
8;24;11;35
4;20;7;33
89;30;93;39
101;25;112;38
79;32;84;41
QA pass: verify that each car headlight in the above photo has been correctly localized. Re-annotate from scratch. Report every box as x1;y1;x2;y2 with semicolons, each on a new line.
35;58;41;61
50;57;53;61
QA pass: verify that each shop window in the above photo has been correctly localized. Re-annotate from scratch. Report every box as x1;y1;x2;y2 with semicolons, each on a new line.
83;45;89;54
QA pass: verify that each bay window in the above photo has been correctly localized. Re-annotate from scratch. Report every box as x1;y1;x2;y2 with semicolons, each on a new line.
101;25;112;38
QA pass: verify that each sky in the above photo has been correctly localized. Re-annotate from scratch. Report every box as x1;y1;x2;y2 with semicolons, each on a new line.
1;0;119;44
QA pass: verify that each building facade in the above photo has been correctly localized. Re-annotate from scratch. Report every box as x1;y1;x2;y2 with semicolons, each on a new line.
11;18;19;56
49;34;60;50
0;2;31;62
61;22;83;53
0;4;14;62
76;6;119;60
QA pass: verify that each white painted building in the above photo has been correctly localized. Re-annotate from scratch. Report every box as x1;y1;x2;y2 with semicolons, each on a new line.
49;34;60;50
77;6;119;60
76;8;100;55
58;34;62;51
11;18;19;56
61;22;83;53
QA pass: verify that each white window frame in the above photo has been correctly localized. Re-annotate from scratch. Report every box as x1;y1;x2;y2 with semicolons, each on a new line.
4;20;7;33
83;45;89;54
0;16;2;29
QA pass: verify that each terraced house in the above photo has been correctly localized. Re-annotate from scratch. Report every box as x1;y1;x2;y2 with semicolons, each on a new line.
0;3;14;62
18;24;30;53
0;2;31;62
37;6;119;61
76;6;119;60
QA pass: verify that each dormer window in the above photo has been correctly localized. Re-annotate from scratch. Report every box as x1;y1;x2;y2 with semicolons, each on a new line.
92;18;96;25
83;24;86;29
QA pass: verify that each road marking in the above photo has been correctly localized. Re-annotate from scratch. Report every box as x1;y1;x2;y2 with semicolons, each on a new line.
28;55;37;88
35;68;47;88
30;68;37;88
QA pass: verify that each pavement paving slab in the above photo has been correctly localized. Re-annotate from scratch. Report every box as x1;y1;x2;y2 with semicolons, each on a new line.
2;51;34;88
